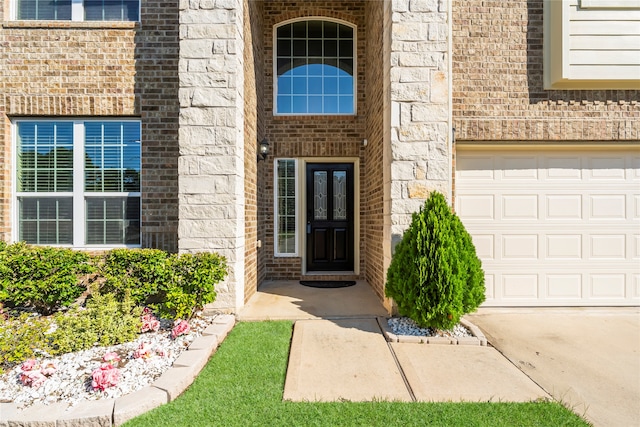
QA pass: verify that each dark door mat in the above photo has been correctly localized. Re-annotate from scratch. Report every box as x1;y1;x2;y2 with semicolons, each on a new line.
299;280;357;288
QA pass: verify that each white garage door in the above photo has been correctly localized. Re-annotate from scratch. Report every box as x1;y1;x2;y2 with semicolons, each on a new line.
455;146;640;306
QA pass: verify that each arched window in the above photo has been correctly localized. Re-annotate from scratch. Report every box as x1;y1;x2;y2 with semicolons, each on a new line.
274;19;356;115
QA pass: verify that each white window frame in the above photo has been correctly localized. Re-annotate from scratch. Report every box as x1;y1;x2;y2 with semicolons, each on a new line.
273;158;299;257
12;119;142;249
11;0;141;21
273;17;358;116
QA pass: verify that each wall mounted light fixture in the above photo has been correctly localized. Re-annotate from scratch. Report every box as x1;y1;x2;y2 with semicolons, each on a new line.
257;138;269;162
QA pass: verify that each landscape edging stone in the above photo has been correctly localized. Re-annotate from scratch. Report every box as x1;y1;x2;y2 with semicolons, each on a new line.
0;314;236;427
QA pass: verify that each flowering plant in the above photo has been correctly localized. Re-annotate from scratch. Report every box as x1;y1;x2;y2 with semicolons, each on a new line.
18;358;57;388
140;308;160;333
103;352;121;366
133;342;154;360
171;319;190;339
91;363;120;391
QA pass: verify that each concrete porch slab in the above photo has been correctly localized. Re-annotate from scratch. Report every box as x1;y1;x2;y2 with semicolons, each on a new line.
392;343;550;402
283;318;412;402
238;280;388;321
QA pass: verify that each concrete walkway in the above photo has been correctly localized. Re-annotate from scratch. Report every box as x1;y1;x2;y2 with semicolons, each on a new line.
241;281;640;426
283;318;549;403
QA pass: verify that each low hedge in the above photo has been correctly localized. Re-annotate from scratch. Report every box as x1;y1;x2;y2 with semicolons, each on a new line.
0;243;228;319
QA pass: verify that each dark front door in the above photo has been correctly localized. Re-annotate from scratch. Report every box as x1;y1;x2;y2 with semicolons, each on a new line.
306;163;354;272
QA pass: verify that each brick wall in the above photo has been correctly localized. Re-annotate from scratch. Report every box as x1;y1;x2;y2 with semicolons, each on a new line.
0;0;180;251
363;0;385;301
261;1;367;280
452;0;640;141
243;0;264;303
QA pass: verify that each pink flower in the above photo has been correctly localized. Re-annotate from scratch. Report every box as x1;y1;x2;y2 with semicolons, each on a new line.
91;363;120;391
20;370;46;388
20;359;37;372
133;342;154;359
40;361;57;377
140;310;160;333
171;320;190;339
103;352;121;365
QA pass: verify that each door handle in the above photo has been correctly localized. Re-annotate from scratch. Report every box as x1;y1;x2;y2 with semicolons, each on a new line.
307;222;311;234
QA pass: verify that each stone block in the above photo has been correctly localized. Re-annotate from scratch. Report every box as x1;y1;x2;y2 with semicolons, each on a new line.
456;337;482;346
152;367;199;401
173;349;211;373
202;318;234;341
399;335;427;344
187;334;219;353
430;70;448;103
57;399;115;427
113;386;168;426
412;104;448;122
391;82;429;102
5;402;67;426
410;0;438;12
180;39;214;59
212;314;236;325
180;9;229;24
427;337;456;345
391;161;415;180
191;88;236;107
0;403;18;427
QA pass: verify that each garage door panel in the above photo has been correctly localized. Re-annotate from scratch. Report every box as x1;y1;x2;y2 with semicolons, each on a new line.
546;235;582;259
590;195;626;219
502;156;538;179
547;274;582;300
457;147;639;306
589;235;626;259
547;156;582;179
588;157;626;180
502;275;539;299
503;195;538;219
591;274;626;299
456;194;494;219
502;235;538;259
546;195;583;219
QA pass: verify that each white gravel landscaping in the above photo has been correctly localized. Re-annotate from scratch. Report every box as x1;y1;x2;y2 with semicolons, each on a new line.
388;317;472;338
0;314;215;409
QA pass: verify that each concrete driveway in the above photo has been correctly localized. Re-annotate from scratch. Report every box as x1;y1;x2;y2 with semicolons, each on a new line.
467;308;640;427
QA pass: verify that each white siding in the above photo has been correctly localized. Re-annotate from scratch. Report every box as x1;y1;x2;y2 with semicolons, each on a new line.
544;0;640;88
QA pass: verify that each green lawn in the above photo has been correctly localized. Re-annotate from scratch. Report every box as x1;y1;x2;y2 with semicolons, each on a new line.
124;321;589;427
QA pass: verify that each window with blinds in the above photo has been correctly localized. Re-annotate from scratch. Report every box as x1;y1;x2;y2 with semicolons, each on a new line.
15;120;141;247
15;0;139;21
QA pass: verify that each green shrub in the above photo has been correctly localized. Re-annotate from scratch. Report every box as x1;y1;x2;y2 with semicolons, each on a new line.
98;248;169;306
385;191;485;330
0;243;93;315
0;313;51;370
157;252;227;320
49;292;142;354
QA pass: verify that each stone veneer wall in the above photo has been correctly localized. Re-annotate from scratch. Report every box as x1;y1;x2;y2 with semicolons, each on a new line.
178;0;246;310
0;1;180;251
243;0;264;303
383;0;452;312
261;1;367;280
363;0;386;302
452;0;639;141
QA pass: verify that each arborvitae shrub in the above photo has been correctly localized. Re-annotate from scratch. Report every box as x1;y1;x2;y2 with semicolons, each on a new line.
385;191;485;330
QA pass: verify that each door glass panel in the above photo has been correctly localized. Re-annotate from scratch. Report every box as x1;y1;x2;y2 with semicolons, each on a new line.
333;171;347;220
314;171;327;220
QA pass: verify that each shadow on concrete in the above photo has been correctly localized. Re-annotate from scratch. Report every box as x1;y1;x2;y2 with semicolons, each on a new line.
238;280;388;321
